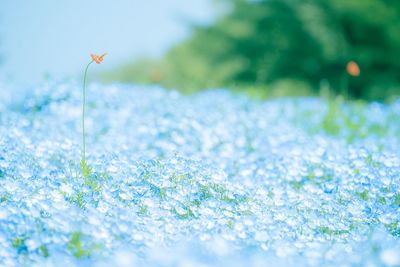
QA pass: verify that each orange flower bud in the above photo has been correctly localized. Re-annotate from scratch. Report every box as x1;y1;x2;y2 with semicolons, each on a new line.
346;61;360;77
90;53;107;64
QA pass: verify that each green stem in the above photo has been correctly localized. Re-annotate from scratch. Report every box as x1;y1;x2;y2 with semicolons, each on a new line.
82;60;94;163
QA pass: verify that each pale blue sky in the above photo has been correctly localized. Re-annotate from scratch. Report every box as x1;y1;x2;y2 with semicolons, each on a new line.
0;0;214;85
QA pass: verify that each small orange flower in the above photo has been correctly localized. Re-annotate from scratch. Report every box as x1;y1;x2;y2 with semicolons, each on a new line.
346;61;360;77
90;53;107;64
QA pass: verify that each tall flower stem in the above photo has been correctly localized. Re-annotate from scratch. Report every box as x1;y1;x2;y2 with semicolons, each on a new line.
82;60;94;164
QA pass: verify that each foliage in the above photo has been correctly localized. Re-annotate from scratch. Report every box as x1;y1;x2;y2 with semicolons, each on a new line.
67;231;91;259
12;237;27;254
104;0;400;100
39;245;49;257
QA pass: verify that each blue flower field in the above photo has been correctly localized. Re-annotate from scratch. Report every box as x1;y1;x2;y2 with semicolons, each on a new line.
0;81;399;266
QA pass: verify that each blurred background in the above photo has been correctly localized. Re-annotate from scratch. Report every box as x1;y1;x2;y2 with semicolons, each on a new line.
0;0;214;85
1;0;400;101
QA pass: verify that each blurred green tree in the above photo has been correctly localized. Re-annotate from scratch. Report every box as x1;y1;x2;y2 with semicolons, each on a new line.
104;0;400;100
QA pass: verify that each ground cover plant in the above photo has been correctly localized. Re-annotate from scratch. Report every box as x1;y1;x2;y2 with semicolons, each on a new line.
0;79;399;266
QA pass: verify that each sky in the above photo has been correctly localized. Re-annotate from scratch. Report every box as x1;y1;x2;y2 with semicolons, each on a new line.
0;0;214;86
